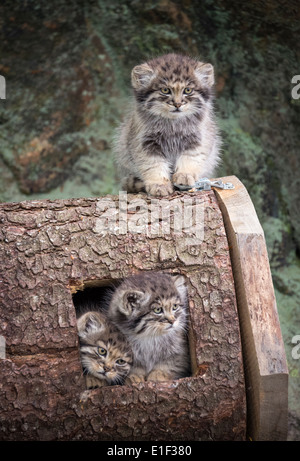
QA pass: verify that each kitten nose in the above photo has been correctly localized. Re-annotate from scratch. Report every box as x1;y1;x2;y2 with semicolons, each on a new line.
173;101;182;108
167;316;175;324
103;365;111;372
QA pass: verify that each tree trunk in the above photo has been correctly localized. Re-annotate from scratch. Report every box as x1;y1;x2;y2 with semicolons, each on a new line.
0;189;246;440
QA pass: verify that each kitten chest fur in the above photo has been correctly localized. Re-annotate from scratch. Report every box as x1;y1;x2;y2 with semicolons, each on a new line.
130;330;187;374
137;110;204;158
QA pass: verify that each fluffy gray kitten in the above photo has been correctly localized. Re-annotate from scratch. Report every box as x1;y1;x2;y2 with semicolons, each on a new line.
107;272;190;383
114;53;221;197
77;309;133;388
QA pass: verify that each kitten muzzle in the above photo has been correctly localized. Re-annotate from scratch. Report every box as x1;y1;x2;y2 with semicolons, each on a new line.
165;315;176;324
98;369;114;383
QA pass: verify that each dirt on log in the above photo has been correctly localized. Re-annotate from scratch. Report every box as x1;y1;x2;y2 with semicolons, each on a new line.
0;190;246;441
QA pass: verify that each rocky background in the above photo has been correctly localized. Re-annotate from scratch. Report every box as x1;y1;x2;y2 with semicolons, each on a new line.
0;0;299;440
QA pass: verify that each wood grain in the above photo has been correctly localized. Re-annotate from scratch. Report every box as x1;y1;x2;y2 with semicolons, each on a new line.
214;176;288;441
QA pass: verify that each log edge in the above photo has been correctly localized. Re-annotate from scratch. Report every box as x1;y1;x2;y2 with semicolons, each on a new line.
213;175;288;441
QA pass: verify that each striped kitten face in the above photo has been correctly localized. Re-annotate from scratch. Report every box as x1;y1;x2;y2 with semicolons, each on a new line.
77;311;133;385
108;273;188;339
129;293;186;338
131;54;214;120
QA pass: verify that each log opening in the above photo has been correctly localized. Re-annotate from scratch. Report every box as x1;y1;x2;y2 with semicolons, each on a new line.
71;273;194;387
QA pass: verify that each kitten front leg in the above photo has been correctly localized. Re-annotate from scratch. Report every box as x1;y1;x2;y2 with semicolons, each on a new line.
145;178;173;198
127;367;147;384
147;368;174;382
173;151;207;187
139;155;173;197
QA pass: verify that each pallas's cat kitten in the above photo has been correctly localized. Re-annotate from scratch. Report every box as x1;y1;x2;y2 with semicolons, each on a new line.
114;53;220;197
107;272;190;383
77;309;133;388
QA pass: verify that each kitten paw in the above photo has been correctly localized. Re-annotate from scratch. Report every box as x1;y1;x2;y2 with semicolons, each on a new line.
173;172;197;187
127;373;146;384
147;369;172;382
85;376;106;389
145;182;173;197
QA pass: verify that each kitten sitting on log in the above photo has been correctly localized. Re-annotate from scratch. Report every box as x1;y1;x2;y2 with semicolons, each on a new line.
114;53;221;196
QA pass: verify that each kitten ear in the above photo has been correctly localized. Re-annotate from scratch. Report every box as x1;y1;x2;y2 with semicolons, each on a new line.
195;62;214;87
173;275;188;300
131;63;155;89
77;312;104;339
121;290;145;315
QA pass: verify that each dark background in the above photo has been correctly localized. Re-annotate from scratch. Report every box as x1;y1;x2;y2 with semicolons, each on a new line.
0;0;299;439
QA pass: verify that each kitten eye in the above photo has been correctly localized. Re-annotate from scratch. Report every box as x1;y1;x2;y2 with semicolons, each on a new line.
153;306;163;314
161;87;171;94
184;87;193;94
116;359;126;365
172;304;179;311
97;347;107;356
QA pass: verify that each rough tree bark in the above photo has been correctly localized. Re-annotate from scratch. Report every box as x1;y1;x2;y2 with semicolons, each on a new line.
0;190;246;441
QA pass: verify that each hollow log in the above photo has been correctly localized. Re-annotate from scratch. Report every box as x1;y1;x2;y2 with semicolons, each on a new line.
0;178;287;440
